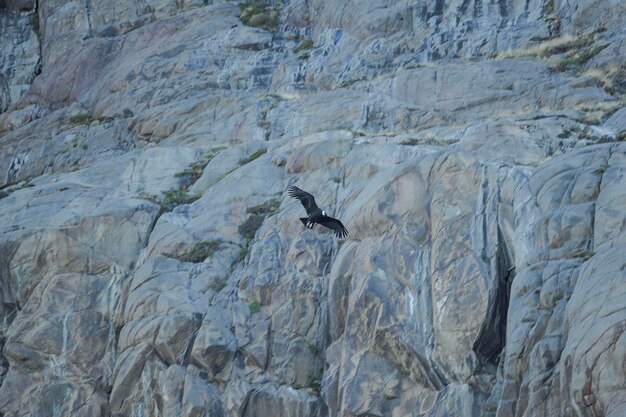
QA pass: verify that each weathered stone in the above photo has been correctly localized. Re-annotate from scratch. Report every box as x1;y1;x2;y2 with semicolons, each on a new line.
243;385;324;417
0;13;39;113
190;306;236;378
2;0;35;11
182;366;224;417
428;384;488;417
1;1;626;416
560;247;626;417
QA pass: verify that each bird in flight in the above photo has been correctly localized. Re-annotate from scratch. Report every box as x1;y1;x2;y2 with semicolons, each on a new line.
288;185;348;239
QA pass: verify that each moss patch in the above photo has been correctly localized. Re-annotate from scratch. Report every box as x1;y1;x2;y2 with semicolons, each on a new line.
249;300;261;313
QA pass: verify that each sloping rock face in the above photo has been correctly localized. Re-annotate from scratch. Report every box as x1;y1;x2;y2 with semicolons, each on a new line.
1;1;625;417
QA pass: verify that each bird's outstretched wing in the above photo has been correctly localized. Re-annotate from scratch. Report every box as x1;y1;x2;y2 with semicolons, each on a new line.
318;216;349;239
288;185;319;215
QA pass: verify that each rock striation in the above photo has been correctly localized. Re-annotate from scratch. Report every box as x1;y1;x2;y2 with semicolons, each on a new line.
0;0;625;416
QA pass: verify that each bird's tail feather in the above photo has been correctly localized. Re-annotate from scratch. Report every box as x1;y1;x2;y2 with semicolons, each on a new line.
300;218;315;229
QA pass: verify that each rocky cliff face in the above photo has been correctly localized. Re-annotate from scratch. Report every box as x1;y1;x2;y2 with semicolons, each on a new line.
1;0;625;416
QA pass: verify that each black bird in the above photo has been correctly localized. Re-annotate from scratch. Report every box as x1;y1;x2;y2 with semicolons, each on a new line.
288;185;348;239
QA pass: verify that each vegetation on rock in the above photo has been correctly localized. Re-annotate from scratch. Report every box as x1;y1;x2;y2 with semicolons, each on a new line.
175;147;225;188
165;240;223;263
68;113;113;125
238;2;279;32
238;214;264;241
161;189;201;212
238;148;267;165
293;39;313;53
249;300;261;313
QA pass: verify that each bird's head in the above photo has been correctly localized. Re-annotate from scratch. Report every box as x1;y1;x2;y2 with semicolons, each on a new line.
322;210;327;217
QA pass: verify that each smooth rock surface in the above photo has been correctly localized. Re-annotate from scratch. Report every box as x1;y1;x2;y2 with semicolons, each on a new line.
0;0;625;416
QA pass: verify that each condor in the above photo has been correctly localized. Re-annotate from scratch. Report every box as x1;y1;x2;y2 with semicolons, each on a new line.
288;185;348;239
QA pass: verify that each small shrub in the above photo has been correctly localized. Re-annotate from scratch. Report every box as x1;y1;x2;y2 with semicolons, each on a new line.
138;192;159;203
239;2;279;32
399;138;420;146
497;33;595;60
68;113;114;125
237;243;250;263
30;12;40;32
262;93;285;104
572;250;595;261
557;126;578;138
249;300;261;313
238;148;267;165
308;368;324;392
166;240;223;263
210;279;228;292
584;63;626;95
161;189;201;212
238;214;264;241
573;101;622;125
69;113;96;125
594;162;609;175
175;161;207;188
553;43;609;72
236;197;281;264
293;39;314;53
175;147;226;189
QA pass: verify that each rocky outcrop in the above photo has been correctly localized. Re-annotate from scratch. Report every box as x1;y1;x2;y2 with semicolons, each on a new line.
1;0;625;416
0;9;39;114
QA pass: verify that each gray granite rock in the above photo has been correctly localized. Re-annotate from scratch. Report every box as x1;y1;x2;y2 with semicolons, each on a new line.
1;0;625;416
